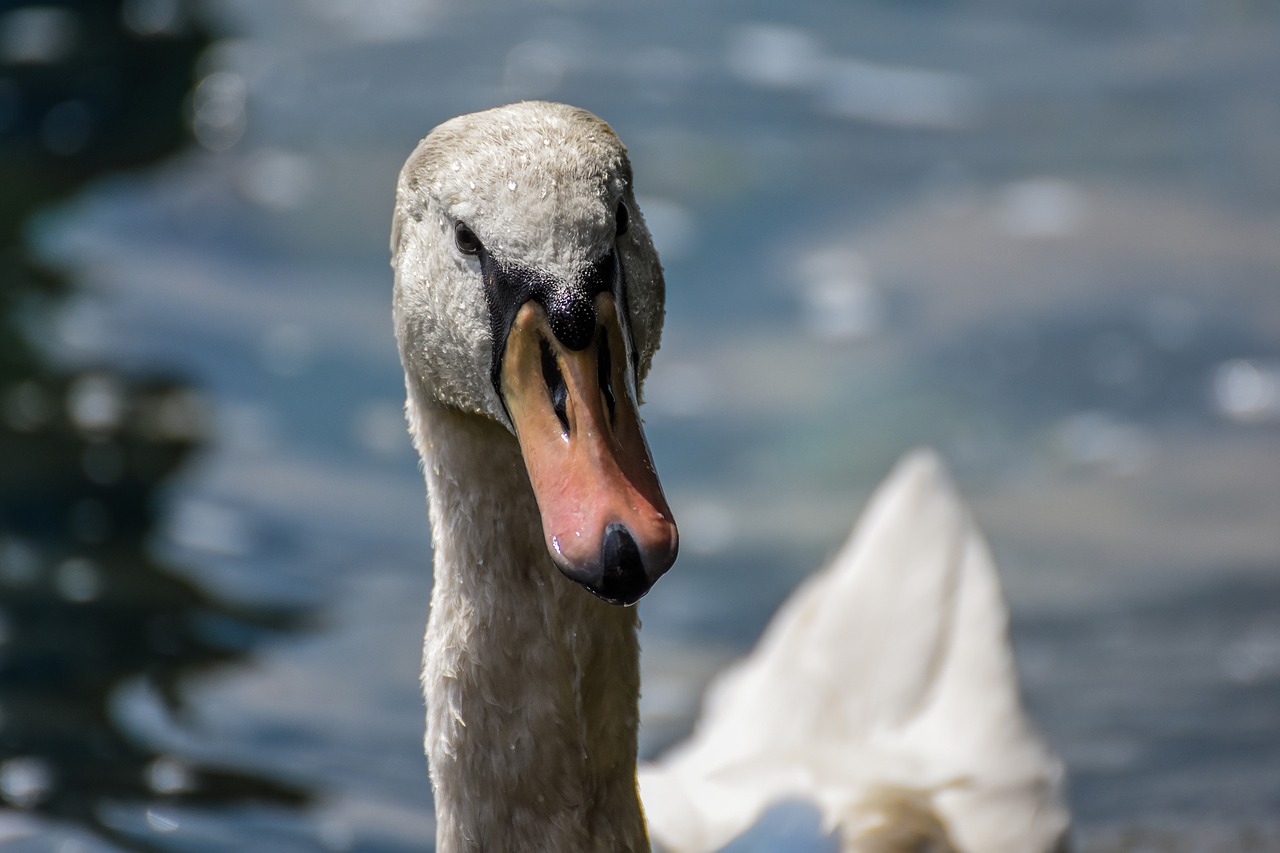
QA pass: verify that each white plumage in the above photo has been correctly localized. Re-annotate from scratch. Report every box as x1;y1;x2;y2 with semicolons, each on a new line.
391;101;1069;853
639;449;1070;852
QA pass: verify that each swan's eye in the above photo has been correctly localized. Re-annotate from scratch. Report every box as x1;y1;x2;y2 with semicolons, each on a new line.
454;221;482;255
615;201;630;237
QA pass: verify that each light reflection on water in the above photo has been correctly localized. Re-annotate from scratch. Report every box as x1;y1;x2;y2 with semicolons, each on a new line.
3;0;1280;850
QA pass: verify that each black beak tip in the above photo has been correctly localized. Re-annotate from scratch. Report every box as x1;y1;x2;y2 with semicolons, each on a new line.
592;523;650;605
559;523;666;607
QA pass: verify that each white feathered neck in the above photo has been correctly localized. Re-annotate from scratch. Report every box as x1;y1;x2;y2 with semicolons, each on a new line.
412;400;648;853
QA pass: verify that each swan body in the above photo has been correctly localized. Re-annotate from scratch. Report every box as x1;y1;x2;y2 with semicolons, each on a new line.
638;450;1070;852
391;101;1069;853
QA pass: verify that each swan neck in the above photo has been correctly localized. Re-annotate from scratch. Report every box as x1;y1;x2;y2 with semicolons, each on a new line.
414;404;647;853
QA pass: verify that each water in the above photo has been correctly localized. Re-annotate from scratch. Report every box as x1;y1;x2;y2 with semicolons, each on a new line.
1;0;1278;850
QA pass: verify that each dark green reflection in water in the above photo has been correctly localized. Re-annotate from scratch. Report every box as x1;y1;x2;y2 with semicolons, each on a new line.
1;3;313;849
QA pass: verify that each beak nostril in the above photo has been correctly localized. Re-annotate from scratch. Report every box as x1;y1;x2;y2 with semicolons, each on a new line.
596;329;617;426
540;337;570;436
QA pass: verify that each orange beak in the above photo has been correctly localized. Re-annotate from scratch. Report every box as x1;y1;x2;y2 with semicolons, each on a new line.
500;294;678;605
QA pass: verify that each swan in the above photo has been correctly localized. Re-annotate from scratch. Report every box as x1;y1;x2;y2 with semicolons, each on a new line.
390;100;1069;853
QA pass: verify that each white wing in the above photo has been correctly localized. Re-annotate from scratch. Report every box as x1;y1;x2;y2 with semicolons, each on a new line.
640;449;1069;853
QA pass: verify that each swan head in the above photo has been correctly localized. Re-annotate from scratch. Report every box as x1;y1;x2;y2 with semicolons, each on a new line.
391;101;677;605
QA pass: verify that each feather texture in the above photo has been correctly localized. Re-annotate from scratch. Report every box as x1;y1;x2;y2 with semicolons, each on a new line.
638;450;1070;853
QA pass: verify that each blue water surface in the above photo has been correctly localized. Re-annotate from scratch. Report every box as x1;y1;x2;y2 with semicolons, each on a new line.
3;0;1280;850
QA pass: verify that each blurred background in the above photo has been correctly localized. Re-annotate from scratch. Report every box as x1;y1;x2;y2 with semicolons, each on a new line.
1;0;1278;850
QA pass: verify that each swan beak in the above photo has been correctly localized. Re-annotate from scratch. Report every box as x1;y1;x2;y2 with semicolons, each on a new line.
501;295;678;605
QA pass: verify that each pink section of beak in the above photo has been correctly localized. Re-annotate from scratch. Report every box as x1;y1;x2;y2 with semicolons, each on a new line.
501;297;678;605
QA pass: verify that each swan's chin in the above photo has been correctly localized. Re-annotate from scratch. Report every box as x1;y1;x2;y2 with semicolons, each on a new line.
501;297;679;605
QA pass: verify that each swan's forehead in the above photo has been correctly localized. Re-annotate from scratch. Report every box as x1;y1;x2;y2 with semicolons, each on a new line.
413;103;629;270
